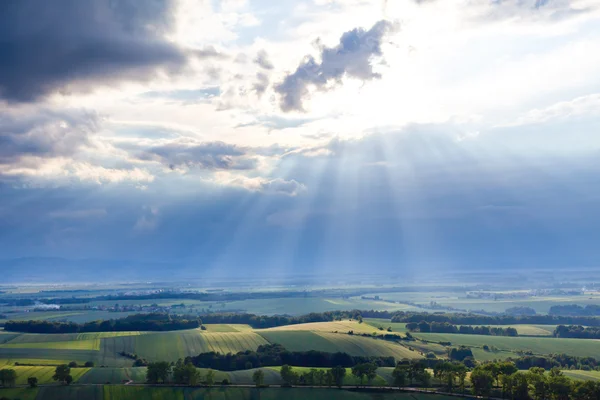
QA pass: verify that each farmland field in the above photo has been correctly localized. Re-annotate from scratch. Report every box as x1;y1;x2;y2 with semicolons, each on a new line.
100;329;269;363
258;330;421;359
0;388;38;400
0;339;100;350
77;367;147;384
10;366;90;385
412;333;600;358
364;319;408;333
203;324;253;332
102;386;458;400
260;320;376;334
563;370;600;382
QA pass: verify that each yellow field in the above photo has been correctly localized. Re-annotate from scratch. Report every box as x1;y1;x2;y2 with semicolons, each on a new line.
0;358;70;367
76;331;143;340
0;339;100;350
259;320;377;334
202;324;254;332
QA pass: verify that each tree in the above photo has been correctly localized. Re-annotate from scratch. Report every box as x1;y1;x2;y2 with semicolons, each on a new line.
205;369;215;387
454;364;468;394
280;365;297;386
470;367;494;397
65;374;73;385
547;368;571;400
573;380;600;400
331;366;346;387
351;363;377;386
28;376;38;388
53;365;71;384
68;361;78;368
0;369;17;387
84;361;95;368
324;370;335;387
527;367;548;400
392;364;408;387
252;369;264;387
146;361;171;384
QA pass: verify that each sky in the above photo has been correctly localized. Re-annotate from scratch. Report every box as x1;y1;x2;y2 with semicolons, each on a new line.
1;0;600;280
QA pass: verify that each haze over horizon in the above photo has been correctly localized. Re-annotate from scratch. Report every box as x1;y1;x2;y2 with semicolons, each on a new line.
1;0;600;280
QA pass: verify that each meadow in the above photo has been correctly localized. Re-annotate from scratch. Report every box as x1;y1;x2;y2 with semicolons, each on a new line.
412;332;600;359
3;386;462;400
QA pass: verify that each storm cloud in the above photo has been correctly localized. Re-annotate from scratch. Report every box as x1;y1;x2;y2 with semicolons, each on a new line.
275;20;394;112
0;0;187;102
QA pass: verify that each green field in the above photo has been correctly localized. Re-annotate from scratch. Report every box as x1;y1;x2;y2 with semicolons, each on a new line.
0;387;38;400
101;386;458;400
9;366;90;385
1;339;100;350
412;332;600;359
563;370;600;381
99;329;269;364
258;331;421;360
77;367;148;384
364;319;408;333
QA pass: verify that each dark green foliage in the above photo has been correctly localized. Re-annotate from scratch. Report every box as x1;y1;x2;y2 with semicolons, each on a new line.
27;376;38;388
52;365;71;384
330;366;346;387
470;367;494;397
0;369;16;387
252;369;264;387
5;313;201;333
554;324;600;339
146;361;171;384
406;321;517;336
188;343;395;371
351;363;377;386
449;346;473;361
392;311;600;326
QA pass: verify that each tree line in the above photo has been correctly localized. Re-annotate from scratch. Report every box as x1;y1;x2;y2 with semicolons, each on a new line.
469;362;600;399
507;353;599;371
554;325;600;339
185;343;395;371
391;311;600;327
549;304;600;316
405;321;518;336
4;313;201;333
0;364;80;389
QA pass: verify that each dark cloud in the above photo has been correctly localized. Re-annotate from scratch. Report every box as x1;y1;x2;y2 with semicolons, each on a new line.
275;20;394;112
254;50;274;70
0;108;99;165
0;0;187;102
253;72;270;97
139;140;258;170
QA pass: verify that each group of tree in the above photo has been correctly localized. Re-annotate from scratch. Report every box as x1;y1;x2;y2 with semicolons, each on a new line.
392;311;600;327
187;343;395;371
0;369;16;387
554;325;600;339
146;360;226;386
4;313;202;333
280;364;346;387
549;304;600;317
507;353;599;370
470;363;600;400
405;321;518;336
390;360;433;387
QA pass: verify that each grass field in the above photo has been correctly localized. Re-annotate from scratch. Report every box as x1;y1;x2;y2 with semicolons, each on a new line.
412;333;600;359
563;370;600;382
260;320;377;334
364;319;408;333
102;386;458;400
258;330;421;360
36;385;104;400
203;324;253;332
77;367;148;384
100;329;270;363
0;348;99;365
9;366;90;385
0;387;38;400
0;339;100;350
